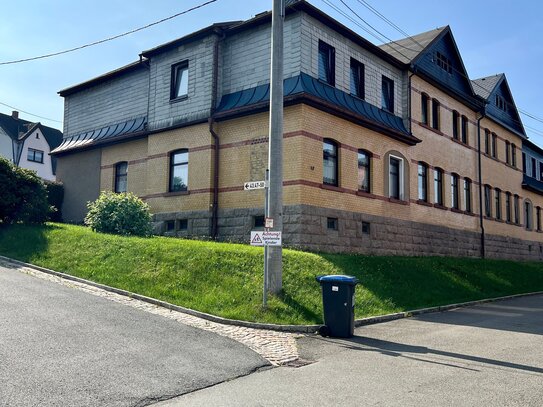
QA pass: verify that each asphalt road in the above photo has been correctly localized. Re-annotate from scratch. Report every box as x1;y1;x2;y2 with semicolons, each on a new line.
160;294;543;406
0;265;268;407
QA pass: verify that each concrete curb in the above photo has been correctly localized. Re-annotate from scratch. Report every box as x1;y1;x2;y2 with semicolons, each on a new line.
2;255;542;334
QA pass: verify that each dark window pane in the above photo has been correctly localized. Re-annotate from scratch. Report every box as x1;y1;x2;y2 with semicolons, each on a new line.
115;162;128;193
327;217;338;230
178;219;188;230
361;222;370;234
323;140;338;186
452;111;459;139
358;151;370;192
318;41;335;86
432;99;440;130
381;76;394;112
389;157;400;199
434;169;443;205
421;94;429;125
464;179;471;212
418;163;427;201
350;58;364;98
451;175;459;209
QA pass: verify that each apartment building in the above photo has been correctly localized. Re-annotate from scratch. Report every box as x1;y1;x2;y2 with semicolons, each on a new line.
52;0;543;260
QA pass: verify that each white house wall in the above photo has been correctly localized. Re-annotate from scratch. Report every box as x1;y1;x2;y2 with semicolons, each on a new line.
19;128;55;180
0;127;13;162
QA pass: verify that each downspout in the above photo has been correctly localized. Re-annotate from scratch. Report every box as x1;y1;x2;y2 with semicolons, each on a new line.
209;29;224;239
476;112;485;258
407;66;416;134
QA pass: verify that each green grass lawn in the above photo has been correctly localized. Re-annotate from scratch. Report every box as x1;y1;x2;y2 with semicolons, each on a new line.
1;223;543;325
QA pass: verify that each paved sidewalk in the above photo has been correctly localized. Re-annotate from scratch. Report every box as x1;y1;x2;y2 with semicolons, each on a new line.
0;259;300;366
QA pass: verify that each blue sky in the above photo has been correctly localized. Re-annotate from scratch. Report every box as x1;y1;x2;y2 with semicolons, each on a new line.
1;0;542;144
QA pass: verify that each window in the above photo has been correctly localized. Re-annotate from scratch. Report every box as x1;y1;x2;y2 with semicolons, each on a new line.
169;149;188;192
418;162;428;201
451;174;459;209
170;61;188;99
434;168;443;205
484;185;492;217
484;129;490;154
531;157;537;178
512;144;517;167
421;93;429;125
514;194;520;224
318;40;335;86
522;153;527;174
361;222;370;234
327;217;338;230
461;115;468;144
35;133;39;139
525;201;533;230
491;133;498;158
540;162;543;180
254;215;265;228
389;156;403;200
166;220;175;232
464;178;472;212
432;99;440;130
495;94;507;112
537;207;542;231
114;162;128;193
452;110;459;140
350;58;364;98
381;76;394;113
506;192;512;222
357;150;370;192
495;189;502;220
435;51;452;74
27;148;44;163
505;141;510;164
323;139;338;186
178;219;188;230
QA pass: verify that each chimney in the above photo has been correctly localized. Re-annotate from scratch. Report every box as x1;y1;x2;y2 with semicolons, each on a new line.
11;111;19;119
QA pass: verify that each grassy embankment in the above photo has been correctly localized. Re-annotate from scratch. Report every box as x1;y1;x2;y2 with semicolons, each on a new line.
1;223;543;325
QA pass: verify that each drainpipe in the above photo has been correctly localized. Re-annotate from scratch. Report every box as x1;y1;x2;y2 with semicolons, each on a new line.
407;66;416;134
209;29;224;239
477;113;485;258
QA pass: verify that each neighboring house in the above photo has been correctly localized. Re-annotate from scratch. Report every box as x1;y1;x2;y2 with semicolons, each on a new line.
0;111;63;181
52;0;543;260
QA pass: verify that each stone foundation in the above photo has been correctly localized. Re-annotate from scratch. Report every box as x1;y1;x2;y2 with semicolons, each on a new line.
152;204;543;261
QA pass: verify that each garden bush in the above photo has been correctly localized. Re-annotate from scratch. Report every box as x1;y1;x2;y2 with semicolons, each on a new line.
0;157;50;224
85;191;152;236
44;181;64;222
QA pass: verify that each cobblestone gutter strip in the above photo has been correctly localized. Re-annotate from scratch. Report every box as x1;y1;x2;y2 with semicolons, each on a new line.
0;256;301;366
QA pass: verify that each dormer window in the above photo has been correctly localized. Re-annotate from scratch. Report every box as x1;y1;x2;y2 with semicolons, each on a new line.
435;52;452;74
495;95;507;112
170;61;189;100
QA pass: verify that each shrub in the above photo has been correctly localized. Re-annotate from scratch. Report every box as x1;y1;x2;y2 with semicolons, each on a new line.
0;157;50;224
44;181;64;222
85;191;152;236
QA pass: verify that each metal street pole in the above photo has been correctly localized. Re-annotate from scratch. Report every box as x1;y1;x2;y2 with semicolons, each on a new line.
263;169;269;307
267;0;284;294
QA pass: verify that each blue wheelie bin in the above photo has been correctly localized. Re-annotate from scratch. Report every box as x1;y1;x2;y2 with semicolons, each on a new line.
316;275;358;338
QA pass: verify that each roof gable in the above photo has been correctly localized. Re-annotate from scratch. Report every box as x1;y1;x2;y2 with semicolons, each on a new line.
472;74;525;137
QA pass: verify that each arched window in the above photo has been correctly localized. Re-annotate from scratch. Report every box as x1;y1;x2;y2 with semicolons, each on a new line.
323;139;338;186
464;178;472;212
169;149;188;192
525;200;533;230
434;168;444;205
357;150;371;192
114;162;128;193
421;93;429;125
418;162;428;202
451;173;459;209
432;99;440;130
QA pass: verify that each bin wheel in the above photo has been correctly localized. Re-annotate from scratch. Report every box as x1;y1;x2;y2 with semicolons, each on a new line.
318;325;330;337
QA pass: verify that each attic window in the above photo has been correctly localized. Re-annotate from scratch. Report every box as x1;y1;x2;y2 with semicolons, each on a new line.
35;133;39;139
495;95;507;112
435;52;452;74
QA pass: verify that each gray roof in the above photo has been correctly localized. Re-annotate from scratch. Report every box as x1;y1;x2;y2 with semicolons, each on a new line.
471;74;503;100
378;27;446;64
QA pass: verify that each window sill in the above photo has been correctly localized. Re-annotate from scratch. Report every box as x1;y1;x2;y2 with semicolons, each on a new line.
495;218;505;223
388;197;409;205
170;95;189;104
164;190;189;197
321;184;342;192
433;204;448;210
484;216;493;220
464;211;476;217
451;138;468;147
356;190;377;199
450;208;463;213
416;200;433;207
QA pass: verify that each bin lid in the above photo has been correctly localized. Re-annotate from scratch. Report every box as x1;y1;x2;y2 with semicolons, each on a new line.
316;274;358;285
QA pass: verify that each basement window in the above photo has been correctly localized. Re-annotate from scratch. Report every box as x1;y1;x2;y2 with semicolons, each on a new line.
254;215;265;228
327;217;338;231
178;219;188;230
362;222;370;235
166;220;175;232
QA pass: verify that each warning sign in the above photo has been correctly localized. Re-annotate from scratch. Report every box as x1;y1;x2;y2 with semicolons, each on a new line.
250;231;282;246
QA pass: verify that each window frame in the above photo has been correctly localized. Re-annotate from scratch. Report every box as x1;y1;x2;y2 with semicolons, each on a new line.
418;162;428;202
357;149;371;193
431;99;440;130
451;173;459;209
318;40;335;86
512;144;517;167
169;149;189;192
433;168;444;206
525;200;533;230
495;188;502;220
381;75;394;113
435;51;452;74
505;141;510;164
505;192;512;222
484;129;490;155
421;93;429;125
537;206;542;232
464;178;472;213
389;155;403;200
323;139;339;186
170;60;189;100
531;157;537;178
114;161;128;193
484;184;492;217
349;57;365;99
452;110;459;140
491;133;498;159
514;194;520;224
461;115;468;144
27;148;44;163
